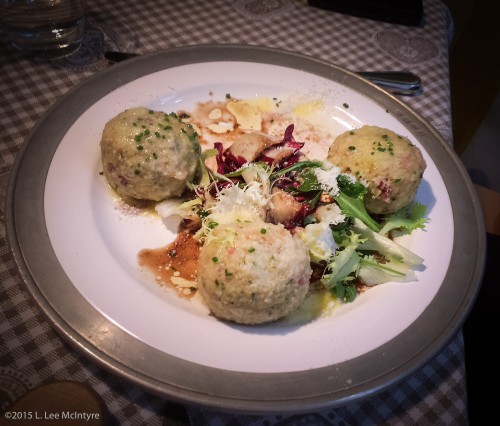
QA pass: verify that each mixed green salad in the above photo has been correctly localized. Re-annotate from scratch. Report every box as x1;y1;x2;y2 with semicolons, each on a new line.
158;124;428;304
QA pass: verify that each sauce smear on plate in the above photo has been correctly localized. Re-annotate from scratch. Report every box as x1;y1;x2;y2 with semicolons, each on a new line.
138;230;200;299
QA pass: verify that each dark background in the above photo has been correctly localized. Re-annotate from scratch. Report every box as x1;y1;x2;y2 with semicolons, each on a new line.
442;0;500;425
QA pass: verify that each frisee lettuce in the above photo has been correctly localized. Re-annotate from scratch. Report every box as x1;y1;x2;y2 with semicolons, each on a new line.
378;203;428;236
321;232;363;288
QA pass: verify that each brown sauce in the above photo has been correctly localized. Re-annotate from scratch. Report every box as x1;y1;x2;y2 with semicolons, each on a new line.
138;230;201;299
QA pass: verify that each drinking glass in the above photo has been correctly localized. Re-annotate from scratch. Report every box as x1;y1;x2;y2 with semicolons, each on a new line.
0;0;86;59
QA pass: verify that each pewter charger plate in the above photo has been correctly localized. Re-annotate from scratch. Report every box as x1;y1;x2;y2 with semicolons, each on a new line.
6;45;485;414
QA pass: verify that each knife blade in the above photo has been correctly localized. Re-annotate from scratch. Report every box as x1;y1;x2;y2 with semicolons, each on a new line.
104;51;422;96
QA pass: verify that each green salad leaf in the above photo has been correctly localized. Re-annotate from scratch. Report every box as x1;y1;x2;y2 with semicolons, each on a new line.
379;203;429;235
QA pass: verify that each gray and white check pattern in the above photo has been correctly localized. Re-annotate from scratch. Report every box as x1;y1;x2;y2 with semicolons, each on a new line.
1;0;466;424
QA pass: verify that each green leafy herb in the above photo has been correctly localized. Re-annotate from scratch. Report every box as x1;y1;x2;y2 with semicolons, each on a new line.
269;161;322;180
378;203;428;235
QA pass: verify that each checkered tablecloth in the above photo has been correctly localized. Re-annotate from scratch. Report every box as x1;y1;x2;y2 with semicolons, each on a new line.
1;1;468;424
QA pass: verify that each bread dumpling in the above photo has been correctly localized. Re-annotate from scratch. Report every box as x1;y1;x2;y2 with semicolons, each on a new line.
197;213;312;325
100;107;200;201
327;125;426;214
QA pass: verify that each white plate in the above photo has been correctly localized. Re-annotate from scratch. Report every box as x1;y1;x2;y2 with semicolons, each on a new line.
7;45;485;413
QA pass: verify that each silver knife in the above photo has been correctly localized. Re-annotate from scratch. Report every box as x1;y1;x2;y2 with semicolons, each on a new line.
104;51;422;96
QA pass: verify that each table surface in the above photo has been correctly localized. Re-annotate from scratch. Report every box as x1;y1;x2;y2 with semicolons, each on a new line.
0;0;469;424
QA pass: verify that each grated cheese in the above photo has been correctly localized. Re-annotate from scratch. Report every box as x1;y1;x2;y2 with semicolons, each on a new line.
210;182;270;220
315;204;345;226
313;166;342;196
